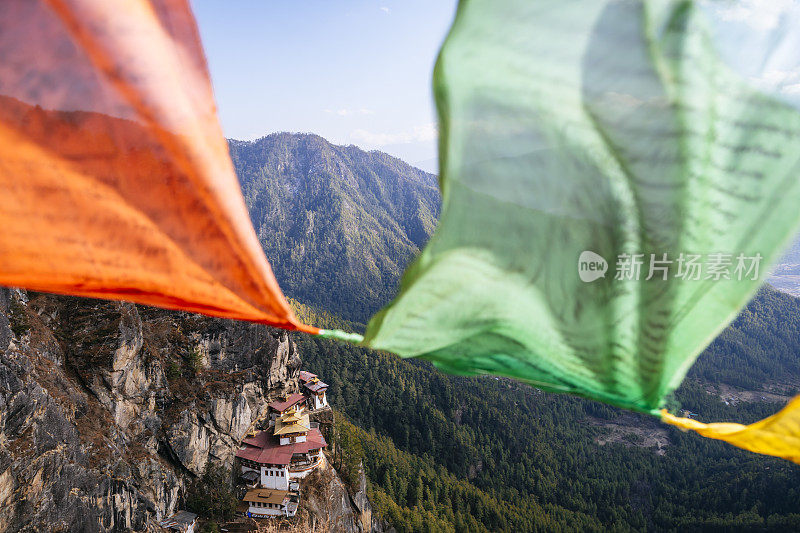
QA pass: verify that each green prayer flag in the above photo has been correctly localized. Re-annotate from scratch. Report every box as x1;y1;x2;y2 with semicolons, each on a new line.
361;0;800;413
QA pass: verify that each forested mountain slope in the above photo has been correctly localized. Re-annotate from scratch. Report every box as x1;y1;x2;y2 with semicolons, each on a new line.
689;286;800;391
229;133;440;323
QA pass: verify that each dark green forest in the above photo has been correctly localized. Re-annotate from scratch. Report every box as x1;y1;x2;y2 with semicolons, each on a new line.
233;133;800;531
688;287;800;392
296;289;800;531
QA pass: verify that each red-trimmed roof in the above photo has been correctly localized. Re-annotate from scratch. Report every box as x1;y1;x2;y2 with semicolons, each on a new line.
268;393;305;413
291;428;327;454
299;371;317;383
237;440;293;465
236;428;327;466
241;429;270;448
304;380;328;393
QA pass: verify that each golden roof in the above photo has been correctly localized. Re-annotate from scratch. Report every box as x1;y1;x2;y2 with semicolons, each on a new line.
274;410;311;436
285;412;301;422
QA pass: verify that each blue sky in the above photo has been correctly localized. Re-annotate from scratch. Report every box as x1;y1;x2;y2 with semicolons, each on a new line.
191;1;458;172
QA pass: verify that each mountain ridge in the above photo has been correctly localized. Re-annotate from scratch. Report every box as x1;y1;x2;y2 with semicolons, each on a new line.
229;132;440;323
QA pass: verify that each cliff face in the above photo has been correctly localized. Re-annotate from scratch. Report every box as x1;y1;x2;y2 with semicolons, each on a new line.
301;459;394;533
0;288;300;532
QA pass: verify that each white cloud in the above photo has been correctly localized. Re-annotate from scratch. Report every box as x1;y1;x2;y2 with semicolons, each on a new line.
350;123;437;146
706;0;797;31
380;6;390;14
325;108;374;117
749;69;800;96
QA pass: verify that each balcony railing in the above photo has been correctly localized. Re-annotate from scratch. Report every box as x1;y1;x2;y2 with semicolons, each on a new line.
289;455;321;471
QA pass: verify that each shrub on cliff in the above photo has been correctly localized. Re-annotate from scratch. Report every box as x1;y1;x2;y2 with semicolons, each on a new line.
186;465;238;522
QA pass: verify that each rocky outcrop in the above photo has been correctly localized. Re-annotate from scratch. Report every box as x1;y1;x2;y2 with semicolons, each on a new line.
351;461;395;533
300;455;393;533
0;289;300;532
350;462;373;532
302;458;361;532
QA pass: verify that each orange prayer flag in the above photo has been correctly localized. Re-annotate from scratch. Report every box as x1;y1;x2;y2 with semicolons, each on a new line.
0;0;316;333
